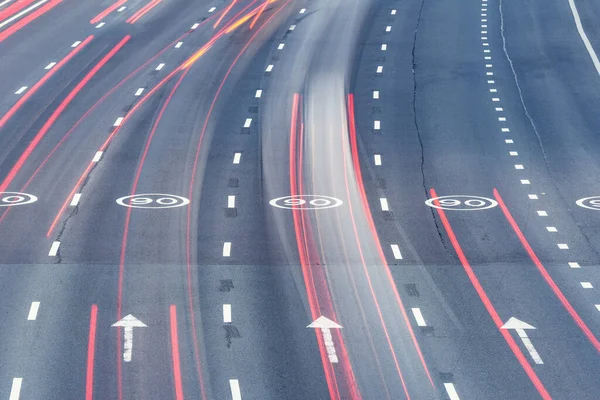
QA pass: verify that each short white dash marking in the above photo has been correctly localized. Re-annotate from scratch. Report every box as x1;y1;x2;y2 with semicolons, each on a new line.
509;151;518;156
95;22;105;28
444;383;460;400
505;139;514;143
528;194;538;199
277;43;285;50
223;242;232;257
557;243;569;250
495;107;503;111
243;118;252;128
27;302;40;320
481;37;488;40
135;88;144;96
114;117;124;127
289;25;296;31
223;304;232;323
482;30;487;34
191;23;200;29
391;9;397;15
390;244;402;260
117;6;126;11
255;89;262;98
502;128;510;132
492;97;500;101
483;43;489;46
482;19;487;22
499;117;507;121
208;6;216;12
490;88;497;92
581;282;593;288
229;379;242;400
376;66;383;73
380;198;389;211
15;86;27;94
265;64;274;72
374;120;380;130
9;378;22;400
299;8;306;13
233;153;241;164
484;49;491;53
546;226;558;232
70;193;82;207
487;80;495;84
72;41;81;47
485;56;492;60
156;63;165;71
487;72;494;76
45;62;56;70
482;24;488;28
385;26;391;32
227;195;235;208
411;308;426;326
537;210;547;216
374;154;382;165
486;64;492;67
515;164;524;170
92;151;103;162
381;44;387;51
568;262;580;269
175;42;183;48
373;90;379;99
595;304;600;312
520;179;530;185
49;241;60;257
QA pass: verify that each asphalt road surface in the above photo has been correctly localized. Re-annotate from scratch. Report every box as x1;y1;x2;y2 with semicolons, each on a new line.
0;0;598;399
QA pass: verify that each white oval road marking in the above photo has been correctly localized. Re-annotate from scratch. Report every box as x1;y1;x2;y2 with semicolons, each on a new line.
9;378;22;400
223;304;232;323
390;244;402;260
425;195;498;211
116;194;190;209
49;241;60;257
229;379;242;400
270;195;343;210
233;153;241;164
27;302;40;320
223;242;231;257
0;192;38;206
411;308;426;326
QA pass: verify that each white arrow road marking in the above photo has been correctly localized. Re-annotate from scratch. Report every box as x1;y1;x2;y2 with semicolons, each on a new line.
308;316;342;363
501;317;543;364
112;315;147;362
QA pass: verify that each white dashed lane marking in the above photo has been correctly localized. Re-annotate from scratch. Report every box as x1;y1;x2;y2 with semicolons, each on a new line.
411;308;426;326
537;210;547;216
444;383;460;400
117;6;126;12
175;42;183;48
95;22;105;29
233;153;241;164
191;23;200;29
581;282;593;288
135;88;144;96
528;194;538;199
70;193;82;207
374;154;382;165
557;244;569;250
156;63;165;71
114;117;124;127
71;41;81;47
385;26;391;32
546;227;558;232
92;151;103;162
390;244;402;260
299;8;306;13
520;179;530;185
9;378;22;400
223;304;232;323
45;62;56;70
391;9;396;15
223;242;231;257
255;89;262;98
381;44;387;51
15;86;27;95
569;262;581;269
208;6;216;12
289;25;296;31
374;120;380;130
48;241;60;256
229;379;242;400
227;196;235;208
376;66;383;74
243;118;252;128
380;198;389;211
265;64;274;72
277;43;285;50
373;90;379;99
27;302;40;320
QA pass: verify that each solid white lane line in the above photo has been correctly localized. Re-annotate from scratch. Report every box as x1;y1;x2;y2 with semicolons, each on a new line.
49;241;60;256
255;89;262;98
444;383;460;400
175;42;183;48
135;88;144;96
381;44;387;51
568;262;581;269
373;90;379;99
229;379;242;400
557;244;569;250
27;302;40;320
92;151;103;162
581;282;593;288
390;244;402;260
233;153;241;164
374;120;380;130
45;62;56;70
265;64;274;72
567;0;600;76
243;118;252;128
223;242;231;257
71;41;81;47
70;193;82;207
528;194;538;199
156;63;165;71
385;26;391;32
208;6;216;12
0;0;48;29
0;0;13;7
546;227;558;232
411;308;426;326
380;198;389;211
9;378;22;400
376;66;383;73
227;195;235;208
114;117;124;127
223;304;232;323
374;154;382;165
537;210;547;216
277;43;285;50
95;22;105;28
15;86;27;94
191;23;200;29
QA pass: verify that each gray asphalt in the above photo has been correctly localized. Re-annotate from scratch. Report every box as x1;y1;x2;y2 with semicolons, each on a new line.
0;0;598;399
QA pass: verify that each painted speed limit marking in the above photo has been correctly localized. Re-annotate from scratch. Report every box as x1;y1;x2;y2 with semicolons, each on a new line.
576;196;600;211
0;192;37;207
269;195;343;210
116;194;190;209
425;195;498;211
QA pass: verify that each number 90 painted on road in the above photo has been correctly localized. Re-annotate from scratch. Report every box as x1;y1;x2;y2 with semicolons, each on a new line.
116;194;190;209
425;195;498;211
